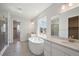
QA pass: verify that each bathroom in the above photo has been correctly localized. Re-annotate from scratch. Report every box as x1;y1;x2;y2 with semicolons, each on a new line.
0;3;79;56
28;3;79;56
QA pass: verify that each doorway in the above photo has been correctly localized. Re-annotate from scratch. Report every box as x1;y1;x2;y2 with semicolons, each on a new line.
68;16;79;39
51;18;59;36
13;21;20;43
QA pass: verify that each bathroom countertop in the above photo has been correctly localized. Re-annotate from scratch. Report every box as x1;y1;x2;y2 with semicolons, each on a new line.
45;36;79;52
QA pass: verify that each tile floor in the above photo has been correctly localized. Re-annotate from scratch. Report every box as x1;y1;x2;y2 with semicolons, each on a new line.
3;41;37;56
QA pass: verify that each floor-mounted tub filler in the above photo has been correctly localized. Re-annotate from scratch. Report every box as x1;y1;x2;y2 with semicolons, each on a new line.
28;36;44;55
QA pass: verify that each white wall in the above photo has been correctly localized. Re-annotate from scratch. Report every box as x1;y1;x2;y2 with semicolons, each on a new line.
28;20;35;33
20;17;28;41
33;4;79;39
10;14;28;42
33;4;62;38
7;13;13;43
0;3;79;43
0;5;29;43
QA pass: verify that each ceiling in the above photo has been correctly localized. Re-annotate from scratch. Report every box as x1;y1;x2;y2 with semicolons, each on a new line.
1;3;52;20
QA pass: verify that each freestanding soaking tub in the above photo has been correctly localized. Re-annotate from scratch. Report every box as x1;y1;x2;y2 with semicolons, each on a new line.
28;36;44;55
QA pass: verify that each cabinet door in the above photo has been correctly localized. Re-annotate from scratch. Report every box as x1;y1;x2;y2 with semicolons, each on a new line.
52;43;67;56
44;40;52;56
44;40;79;56
52;43;79;56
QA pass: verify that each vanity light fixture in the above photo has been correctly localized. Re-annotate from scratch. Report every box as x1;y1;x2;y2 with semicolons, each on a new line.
31;20;34;24
31;22;34;24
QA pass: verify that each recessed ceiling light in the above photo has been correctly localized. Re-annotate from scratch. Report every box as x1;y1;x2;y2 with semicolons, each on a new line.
69;3;73;6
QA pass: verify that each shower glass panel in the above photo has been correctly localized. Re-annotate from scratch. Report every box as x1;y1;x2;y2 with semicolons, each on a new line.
0;17;7;51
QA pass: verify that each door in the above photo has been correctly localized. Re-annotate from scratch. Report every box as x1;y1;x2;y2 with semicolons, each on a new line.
13;21;20;42
51;24;59;36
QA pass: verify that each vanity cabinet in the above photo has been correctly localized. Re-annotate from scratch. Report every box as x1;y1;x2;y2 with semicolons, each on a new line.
44;40;52;56
51;43;67;56
44;40;79;56
51;42;79;56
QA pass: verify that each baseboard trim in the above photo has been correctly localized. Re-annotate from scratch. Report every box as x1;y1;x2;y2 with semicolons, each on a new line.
0;44;9;56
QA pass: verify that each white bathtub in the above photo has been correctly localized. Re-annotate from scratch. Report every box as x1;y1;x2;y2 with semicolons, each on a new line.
28;37;44;55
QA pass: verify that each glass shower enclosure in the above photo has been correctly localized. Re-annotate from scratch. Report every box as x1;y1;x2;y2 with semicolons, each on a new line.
0;16;8;52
